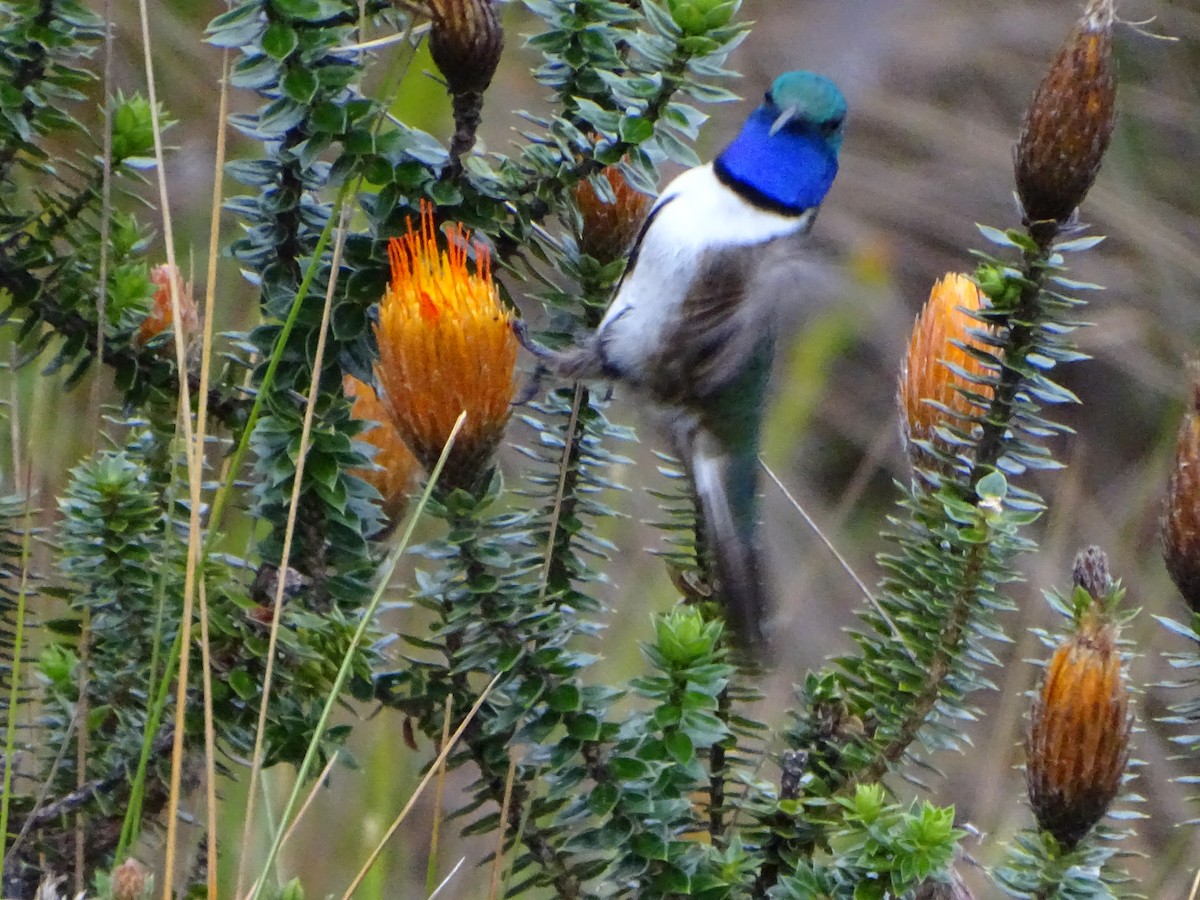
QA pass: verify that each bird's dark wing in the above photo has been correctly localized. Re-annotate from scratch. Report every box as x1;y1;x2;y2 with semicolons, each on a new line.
665;226;818;401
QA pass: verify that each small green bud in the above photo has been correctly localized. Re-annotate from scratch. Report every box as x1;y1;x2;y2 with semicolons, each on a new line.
110;93;157;163
38;643;76;689
654;606;720;665
278;877;305;900
668;0;736;35
974;263;1020;307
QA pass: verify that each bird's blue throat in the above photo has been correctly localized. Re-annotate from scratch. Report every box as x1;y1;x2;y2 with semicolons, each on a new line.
713;106;840;217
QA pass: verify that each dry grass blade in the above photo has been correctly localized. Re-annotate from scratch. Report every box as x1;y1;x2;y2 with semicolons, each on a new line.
194;47;232;898
424;694;453;893
1188;865;1200;900
235;207;352;898
427;857;465;899
339;670;504;900
245;411;468;900
759;458;918;664
487;755;518;900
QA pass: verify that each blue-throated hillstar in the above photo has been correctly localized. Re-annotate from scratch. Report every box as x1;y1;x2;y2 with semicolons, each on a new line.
518;71;847;652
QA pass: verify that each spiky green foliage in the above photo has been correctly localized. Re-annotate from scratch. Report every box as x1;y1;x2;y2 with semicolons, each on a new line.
0;0;1165;896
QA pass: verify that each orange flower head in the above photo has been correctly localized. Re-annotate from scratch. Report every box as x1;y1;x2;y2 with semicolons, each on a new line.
898;273;995;476
374;202;517;494
136;264;198;347
345;375;421;519
1163;364;1200;613
1026;608;1131;848
574;166;653;265
1015;0;1116;237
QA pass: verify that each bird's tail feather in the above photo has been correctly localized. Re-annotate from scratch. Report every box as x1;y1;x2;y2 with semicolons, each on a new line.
683;424;769;653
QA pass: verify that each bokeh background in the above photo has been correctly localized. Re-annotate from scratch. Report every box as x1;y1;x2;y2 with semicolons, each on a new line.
11;0;1200;896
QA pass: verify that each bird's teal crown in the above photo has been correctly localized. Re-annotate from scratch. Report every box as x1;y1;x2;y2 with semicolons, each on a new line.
767;71;847;153
714;70;847;216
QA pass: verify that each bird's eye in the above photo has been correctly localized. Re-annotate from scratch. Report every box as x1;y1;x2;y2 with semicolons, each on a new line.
764;90;773;104
821;116;844;135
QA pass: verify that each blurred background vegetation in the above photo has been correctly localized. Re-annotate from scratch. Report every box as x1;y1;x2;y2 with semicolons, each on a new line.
3;0;1199;897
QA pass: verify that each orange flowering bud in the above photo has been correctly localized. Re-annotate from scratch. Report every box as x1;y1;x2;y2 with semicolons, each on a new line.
1014;0;1116;231
574;166;653;264
1026;609;1131;848
110;857;150;900
374;201;517;494
345;375;420;519
898;273;995;475
1163;366;1200;613
426;0;503;97
136;264;198;347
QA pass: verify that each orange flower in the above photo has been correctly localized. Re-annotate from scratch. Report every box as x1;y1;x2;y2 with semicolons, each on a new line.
1014;0;1116;235
374;201;517;494
345;375;421;519
574;166;653;265
1163;364;1200;612
136;264;198;347
1026;608;1131;848
898;273;995;475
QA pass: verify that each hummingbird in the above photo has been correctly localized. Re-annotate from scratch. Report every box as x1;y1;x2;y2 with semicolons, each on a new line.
518;71;847;651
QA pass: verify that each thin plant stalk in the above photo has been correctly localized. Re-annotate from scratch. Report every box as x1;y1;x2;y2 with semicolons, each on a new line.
194;47;232;898
424;694;454;895
339;668;502;900
235;209;351;898
0;481;36;883
487;756;518;900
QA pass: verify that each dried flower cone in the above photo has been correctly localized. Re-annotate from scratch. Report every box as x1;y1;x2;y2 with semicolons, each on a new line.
1026;613;1131;848
374;202;517;494
426;0;503;96
575;166;653;264
136;264;198;347
899;273;994;474
1014;0;1116;231
1163;369;1200;612
1072;544;1112;601
345;375;421;519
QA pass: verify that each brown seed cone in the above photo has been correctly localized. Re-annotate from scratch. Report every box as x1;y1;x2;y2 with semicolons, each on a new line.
898;273;995;475
426;0;503;97
1026;613;1131;848
1014;0;1116;233
110;857;150;900
1163;367;1200;612
1072;545;1112;602
574;166;654;264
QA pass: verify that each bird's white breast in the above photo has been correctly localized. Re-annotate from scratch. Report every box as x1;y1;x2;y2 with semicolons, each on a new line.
597;164;808;379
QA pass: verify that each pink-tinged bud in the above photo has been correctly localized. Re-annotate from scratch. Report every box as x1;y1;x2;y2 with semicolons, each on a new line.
426;0;504;97
110;857;150;900
1163;366;1200;613
136;264;198;348
1026;608;1131;848
1014;0;1116;232
1072;545;1112;602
